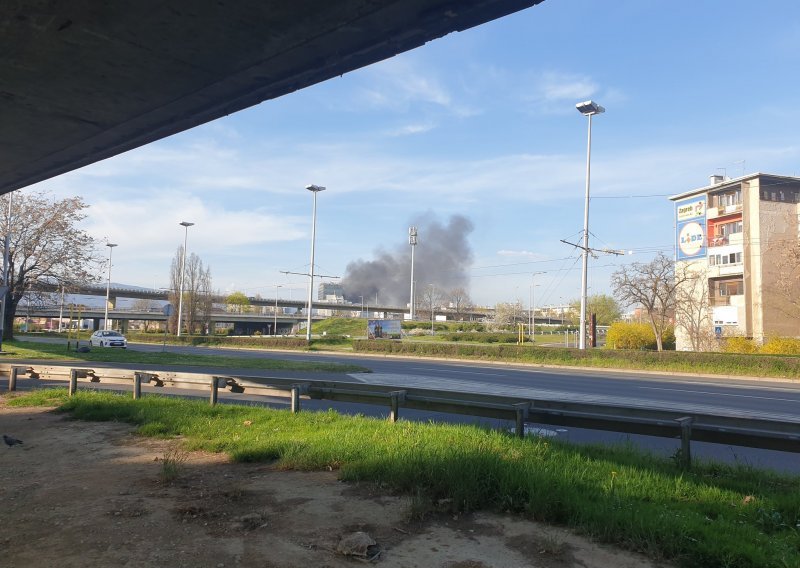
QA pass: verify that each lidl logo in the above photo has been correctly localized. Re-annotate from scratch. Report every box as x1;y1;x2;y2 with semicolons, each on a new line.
678;222;704;257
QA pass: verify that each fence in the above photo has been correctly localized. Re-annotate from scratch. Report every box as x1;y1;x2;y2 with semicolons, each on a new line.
3;363;799;468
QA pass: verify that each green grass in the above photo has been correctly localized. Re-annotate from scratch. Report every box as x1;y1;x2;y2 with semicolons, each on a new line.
311;317;368;337
0;339;369;373
355;340;800;380
9;389;800;568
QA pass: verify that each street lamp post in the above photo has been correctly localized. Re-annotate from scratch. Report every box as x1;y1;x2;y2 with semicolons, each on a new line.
176;221;194;337
359;295;364;318
305;184;326;342
529;271;543;341
104;243;118;330
576;100;604;350
274;284;282;336
409;226;417;320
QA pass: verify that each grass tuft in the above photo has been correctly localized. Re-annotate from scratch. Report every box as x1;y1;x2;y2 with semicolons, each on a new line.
159;447;188;483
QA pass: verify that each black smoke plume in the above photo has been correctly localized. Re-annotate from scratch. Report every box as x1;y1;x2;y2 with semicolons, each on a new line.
340;214;474;306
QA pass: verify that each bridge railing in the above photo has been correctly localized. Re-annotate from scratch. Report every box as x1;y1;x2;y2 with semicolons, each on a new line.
3;362;799;468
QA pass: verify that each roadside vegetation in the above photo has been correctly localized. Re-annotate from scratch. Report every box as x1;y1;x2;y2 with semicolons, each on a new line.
8;389;800;568
20;319;800;380
0;339;368;373
354;340;800;380
724;336;800;356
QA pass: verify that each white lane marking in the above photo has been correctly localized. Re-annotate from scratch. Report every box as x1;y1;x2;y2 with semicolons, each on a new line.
347;373;370;383
639;386;800;403
408;367;507;377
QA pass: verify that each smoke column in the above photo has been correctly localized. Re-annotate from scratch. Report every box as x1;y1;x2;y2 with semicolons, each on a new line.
340;213;474;306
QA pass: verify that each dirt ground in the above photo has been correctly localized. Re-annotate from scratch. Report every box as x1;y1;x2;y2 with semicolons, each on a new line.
0;402;671;568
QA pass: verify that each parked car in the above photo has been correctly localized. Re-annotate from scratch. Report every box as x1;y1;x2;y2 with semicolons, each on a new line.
90;330;127;348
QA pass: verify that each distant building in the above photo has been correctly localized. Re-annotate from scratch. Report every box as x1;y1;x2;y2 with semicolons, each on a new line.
318;281;344;302
670;173;800;350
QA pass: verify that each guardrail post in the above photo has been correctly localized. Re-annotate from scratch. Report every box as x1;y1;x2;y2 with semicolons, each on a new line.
290;386;300;413
675;417;693;469
9;366;22;392
513;403;531;438
389;390;407;423
133;372;143;400
68;369;78;397
210;378;219;406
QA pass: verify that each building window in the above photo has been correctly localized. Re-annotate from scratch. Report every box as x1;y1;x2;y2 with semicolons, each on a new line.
718;281;743;296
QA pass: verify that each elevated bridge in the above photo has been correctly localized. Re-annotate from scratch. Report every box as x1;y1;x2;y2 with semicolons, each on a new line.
1;0;543;195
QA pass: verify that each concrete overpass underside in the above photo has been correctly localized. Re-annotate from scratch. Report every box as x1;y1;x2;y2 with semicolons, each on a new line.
1;0;543;195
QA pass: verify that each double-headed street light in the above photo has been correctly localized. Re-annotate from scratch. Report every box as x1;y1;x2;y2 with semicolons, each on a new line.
305;184;326;342
104;243;118;330
576;100;604;350
177;221;194;337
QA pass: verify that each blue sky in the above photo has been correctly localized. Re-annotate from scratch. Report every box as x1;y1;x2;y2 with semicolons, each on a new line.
30;0;800;308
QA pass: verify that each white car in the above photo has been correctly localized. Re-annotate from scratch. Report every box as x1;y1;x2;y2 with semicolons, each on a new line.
90;330;127;348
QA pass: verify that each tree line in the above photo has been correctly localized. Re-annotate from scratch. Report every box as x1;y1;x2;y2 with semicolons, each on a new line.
0;190;216;340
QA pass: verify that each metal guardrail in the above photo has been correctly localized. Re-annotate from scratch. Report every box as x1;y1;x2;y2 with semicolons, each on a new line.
3;363;799;468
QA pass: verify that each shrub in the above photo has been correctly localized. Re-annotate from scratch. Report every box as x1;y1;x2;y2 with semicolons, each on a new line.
723;336;758;354
605;322;674;350
760;337;800;355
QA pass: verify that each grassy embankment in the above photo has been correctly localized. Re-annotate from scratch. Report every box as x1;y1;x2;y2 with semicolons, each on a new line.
354;340;800;380
7;388;800;568
0;339;369;373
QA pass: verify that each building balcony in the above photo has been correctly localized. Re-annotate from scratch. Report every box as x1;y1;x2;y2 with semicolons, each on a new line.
707;203;742;218
708;232;743;248
710;294;744;308
707;263;743;279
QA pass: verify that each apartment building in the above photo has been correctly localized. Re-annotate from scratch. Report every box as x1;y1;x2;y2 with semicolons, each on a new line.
670;173;800;350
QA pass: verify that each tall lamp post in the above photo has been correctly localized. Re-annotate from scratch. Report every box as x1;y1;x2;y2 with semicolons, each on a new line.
409;226;417;320
273;284;282;336
176;221;194;337
104;243;118;330
305;184;326;342
576;100;604;350
529;271;544;341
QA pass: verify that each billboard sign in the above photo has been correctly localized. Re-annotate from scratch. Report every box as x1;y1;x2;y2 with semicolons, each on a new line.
676;198;706;222
677;219;706;260
367;319;402;339
675;197;707;260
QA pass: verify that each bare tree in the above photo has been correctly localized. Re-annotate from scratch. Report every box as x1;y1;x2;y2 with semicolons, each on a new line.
611;253;685;351
0;191;101;339
448;287;473;320
168;247;213;335
673;264;716;351
491;301;523;331
418;284;444;330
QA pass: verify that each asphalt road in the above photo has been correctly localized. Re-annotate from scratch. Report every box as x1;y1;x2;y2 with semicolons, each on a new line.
8;338;800;473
